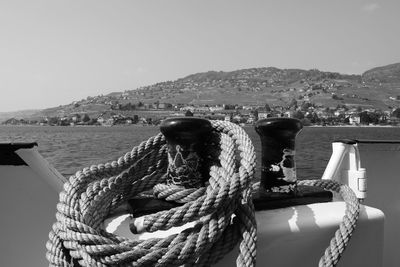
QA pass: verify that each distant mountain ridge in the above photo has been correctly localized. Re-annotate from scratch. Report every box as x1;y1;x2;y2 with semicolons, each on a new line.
362;63;400;83
0;109;41;121
179;67;360;85
2;63;400;122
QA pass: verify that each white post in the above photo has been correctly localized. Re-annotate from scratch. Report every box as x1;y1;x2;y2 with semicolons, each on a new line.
321;142;348;181
15;147;66;192
322;141;367;200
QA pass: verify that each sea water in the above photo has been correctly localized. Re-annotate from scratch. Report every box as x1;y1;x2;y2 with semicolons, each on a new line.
1;125;399;179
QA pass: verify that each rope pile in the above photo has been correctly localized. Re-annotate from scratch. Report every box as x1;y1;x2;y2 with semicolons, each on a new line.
46;120;257;266
46;120;360;267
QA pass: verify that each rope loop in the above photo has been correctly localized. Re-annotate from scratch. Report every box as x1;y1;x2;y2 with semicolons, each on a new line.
46;120;257;267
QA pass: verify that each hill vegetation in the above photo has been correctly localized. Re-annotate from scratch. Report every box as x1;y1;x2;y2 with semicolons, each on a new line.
2;63;400;124
362;63;400;83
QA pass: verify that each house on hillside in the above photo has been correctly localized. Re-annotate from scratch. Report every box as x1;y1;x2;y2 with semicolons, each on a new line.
349;115;361;125
242;105;254;111
247;115;256;124
180;106;195;112
232;114;242;123
284;111;293;118
257;112;270;120
97;116;106;124
157;103;173;109
209;106;224;112
334;109;346;117
195;106;210;112
97;115;115;126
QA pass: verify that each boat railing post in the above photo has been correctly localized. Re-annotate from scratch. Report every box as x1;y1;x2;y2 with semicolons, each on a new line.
15;146;67;192
345;143;367;200
321;142;349;181
322;140;367;200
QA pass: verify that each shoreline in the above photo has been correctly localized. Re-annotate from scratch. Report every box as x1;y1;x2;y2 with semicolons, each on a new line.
1;123;400;128
306;124;400;128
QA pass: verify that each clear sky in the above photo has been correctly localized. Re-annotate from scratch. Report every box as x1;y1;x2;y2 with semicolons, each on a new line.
1;0;399;112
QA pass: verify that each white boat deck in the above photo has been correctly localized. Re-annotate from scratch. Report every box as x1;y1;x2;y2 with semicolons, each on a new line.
1;141;399;266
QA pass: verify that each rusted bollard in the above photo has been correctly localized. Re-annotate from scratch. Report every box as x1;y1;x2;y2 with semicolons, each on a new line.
253;117;332;209
160;117;212;188
255;117;303;196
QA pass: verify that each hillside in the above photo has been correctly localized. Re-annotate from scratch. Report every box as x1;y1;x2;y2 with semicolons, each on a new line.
0;109;41;122
362;63;400;83
2;63;400;122
102;65;398;110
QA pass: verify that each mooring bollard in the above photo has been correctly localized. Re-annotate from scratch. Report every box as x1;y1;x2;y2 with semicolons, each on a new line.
160;117;213;188
129;117;213;232
255;117;303;197
253;117;332;209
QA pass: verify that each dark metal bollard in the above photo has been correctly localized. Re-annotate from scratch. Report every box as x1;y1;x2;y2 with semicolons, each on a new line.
255;117;303;196
160;117;212;188
253;117;332;210
129;117;213;229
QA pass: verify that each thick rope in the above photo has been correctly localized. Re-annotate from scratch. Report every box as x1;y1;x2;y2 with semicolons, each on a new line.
298;179;360;267
46;120;360;267
46;120;257;267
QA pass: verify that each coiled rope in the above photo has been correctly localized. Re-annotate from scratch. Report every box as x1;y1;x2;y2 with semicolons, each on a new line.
46;120;257;267
46;120;360;267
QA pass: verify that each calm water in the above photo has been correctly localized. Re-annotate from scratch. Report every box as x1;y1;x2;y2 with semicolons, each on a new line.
1;125;399;179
